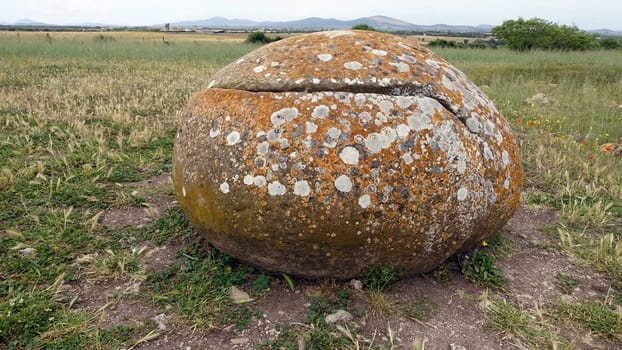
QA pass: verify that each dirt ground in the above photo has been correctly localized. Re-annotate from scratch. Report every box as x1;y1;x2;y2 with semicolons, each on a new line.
64;173;613;349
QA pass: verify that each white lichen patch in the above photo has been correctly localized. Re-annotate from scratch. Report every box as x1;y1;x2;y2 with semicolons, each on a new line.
390;62;410;72
294;180;311;196
268;181;286;196
257;141;269;155
243;175;254;185
407;114;432;131
466;117;481;133
503;178;510;189
339;146;359;165
208;80;216;88
312;78;321;84
254;175;267;187
270;61;280;67
312;105;329;119
396;124;410;139
220;182;230;194
182;186;186;197
457;160;467;174
327;127;341;139
253;65;266;73
322;30;354;38
226;131;241;145
305;121;318;133
209;127;220;138
271;107;298;128
358;194;371;208
396;96;413;109
457;187;468;201
402;152;414;165
502;150;510;167
365;132;391;154
317;54;333;62
371;49;388;56
334;175;353;193
344;61;363;70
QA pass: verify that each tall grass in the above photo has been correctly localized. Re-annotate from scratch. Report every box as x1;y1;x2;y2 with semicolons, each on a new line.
436;48;622;141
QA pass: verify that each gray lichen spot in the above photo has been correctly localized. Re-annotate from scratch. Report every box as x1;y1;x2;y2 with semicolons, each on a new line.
466;117;481;133
226;131;241;145
344;61;363;70
268;181;286;196
312;105;330;119
317;53;333;62
334;175;353;193
358;194;372;208
271;107;298;128
294;180;311;196
339;146;359;165
457;187;468;201
257;141;269;155
254;175;267;187
220;182;230;194
243;174;254;185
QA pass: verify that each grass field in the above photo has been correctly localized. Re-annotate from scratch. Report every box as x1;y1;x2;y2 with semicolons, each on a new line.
1;31;621;349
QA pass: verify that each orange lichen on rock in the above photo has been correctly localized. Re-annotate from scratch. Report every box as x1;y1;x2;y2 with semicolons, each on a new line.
173;30;523;278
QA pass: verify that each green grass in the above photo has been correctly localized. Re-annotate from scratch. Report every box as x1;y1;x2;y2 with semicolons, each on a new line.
1;32;621;348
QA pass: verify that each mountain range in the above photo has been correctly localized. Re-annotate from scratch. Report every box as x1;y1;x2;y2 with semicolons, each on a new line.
3;16;622;36
171;15;496;33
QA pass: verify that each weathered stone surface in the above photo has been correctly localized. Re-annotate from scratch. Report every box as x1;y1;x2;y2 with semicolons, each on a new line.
173;30;522;279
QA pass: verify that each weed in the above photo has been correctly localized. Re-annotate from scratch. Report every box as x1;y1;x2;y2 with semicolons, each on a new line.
145;241;255;329
486;232;516;259
360;265;401;291
461;249;506;290
431;263;453;283
252;274;272;295
485;299;571;349
552;300;622;341
554;273;580;294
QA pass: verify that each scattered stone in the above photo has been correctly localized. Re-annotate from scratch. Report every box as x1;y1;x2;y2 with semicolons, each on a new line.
230;337;249;345
131;190;140;197
324;309;353;324
173;30;522;278
19;247;35;256
230;286;253;303
349;279;363;290
125;281;142;294
450;344;467;350
152;313;168;330
525;92;550;105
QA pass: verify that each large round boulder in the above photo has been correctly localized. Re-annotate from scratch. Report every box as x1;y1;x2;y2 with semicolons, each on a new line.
172;30;522;279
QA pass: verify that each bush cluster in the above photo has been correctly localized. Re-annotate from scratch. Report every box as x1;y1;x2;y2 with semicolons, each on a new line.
493;17;596;51
245;32;282;44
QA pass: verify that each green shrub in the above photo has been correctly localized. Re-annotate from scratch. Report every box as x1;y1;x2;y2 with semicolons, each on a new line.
246;32;282;44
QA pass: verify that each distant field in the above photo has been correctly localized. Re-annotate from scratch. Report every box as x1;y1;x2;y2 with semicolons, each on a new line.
1;31;621;349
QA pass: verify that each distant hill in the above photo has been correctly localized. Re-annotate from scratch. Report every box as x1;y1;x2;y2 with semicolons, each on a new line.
3;15;621;36
169;15;495;33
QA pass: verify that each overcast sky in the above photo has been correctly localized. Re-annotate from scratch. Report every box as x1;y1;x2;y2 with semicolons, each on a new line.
2;0;621;30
